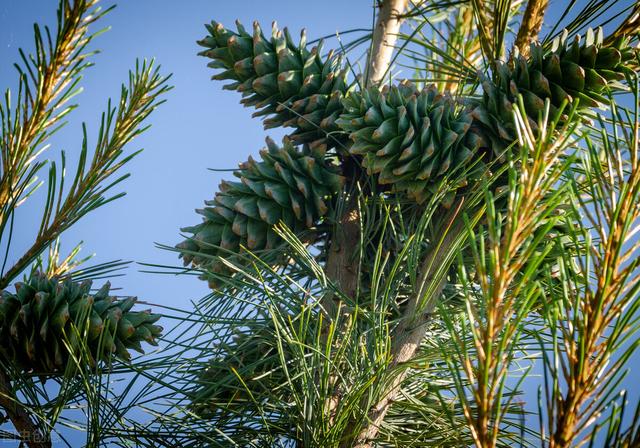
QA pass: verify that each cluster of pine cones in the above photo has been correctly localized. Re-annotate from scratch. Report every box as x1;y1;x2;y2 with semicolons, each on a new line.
178;21;636;281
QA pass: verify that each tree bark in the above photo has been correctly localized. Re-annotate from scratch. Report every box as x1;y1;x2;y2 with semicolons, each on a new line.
366;0;410;86
323;194;361;317
0;370;50;448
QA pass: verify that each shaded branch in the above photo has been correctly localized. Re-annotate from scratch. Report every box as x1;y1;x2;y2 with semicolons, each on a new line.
323;0;409;433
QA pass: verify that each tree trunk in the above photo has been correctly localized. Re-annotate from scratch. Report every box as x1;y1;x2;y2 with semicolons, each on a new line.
321;0;409;440
323;0;409;308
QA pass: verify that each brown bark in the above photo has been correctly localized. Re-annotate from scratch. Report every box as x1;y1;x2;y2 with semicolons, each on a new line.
0;370;50;448
323;195;361;317
513;0;549;58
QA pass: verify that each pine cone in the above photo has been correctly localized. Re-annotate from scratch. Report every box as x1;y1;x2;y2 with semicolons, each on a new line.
0;274;162;375
337;81;484;205
198;20;352;148
473;28;635;155
178;138;344;280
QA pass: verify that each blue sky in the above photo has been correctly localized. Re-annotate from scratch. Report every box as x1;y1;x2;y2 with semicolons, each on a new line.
1;0;638;445
0;0;374;309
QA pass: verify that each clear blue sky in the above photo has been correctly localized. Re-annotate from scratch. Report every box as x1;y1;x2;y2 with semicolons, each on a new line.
1;0;638;445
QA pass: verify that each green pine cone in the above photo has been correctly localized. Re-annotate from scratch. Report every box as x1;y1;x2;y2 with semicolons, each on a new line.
472;28;635;155
0;273;162;375
337;81;485;206
178;137;345;280
198;20;352;148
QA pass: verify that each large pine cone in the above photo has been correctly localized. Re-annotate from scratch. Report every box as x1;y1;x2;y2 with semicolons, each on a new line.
178;138;344;279
199;20;352;149
0;273;162;375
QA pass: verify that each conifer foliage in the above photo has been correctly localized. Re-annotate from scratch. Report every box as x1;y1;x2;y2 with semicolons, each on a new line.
0;1;169;445
174;1;640;447
4;1;640;447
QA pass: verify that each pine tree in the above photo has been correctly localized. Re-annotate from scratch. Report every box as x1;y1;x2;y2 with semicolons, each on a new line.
171;1;640;447
5;1;640;447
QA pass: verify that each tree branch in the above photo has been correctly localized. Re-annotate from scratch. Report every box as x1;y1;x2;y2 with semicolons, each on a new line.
366;0;410;86
0;62;169;290
351;201;467;447
324;194;361;315
0;370;50;448
513;0;549;58
0;1;101;229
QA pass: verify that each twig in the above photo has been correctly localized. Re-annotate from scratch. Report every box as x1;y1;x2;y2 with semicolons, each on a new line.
350;201;467;447
548;101;640;447
470;0;495;63
513;0;549;58
459;102;574;448
0;1;102;228
0;62;170;289
604;2;640;46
